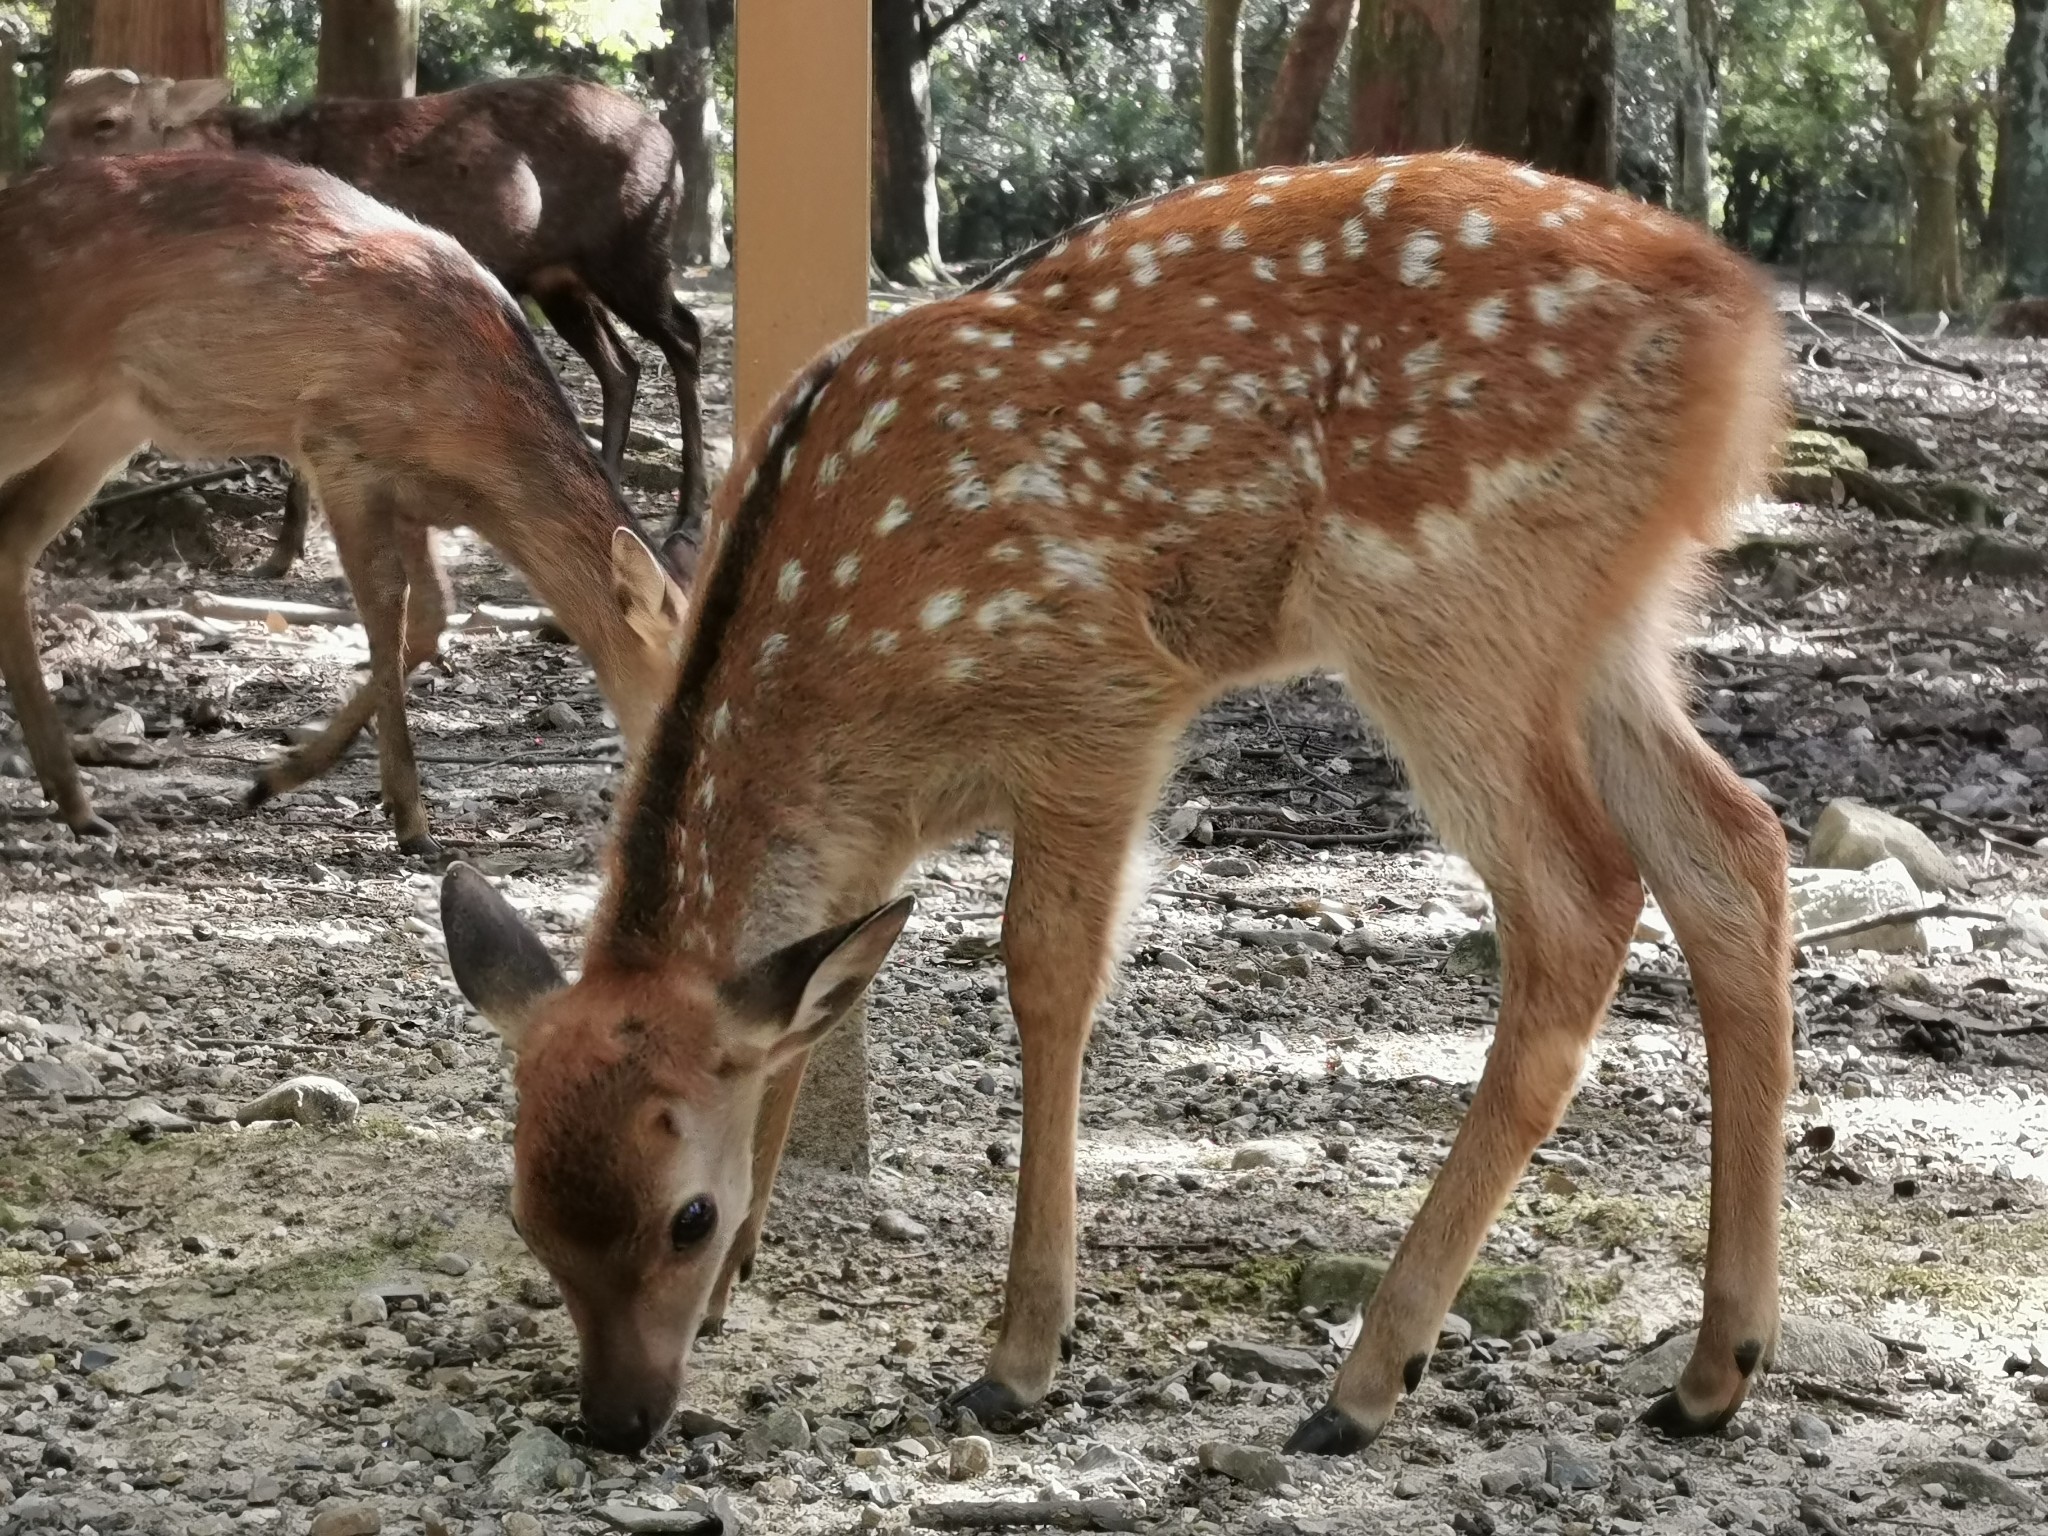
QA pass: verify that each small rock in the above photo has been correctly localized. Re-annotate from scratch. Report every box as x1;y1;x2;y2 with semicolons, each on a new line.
234;1074;360;1129
1295;1254;1557;1338
307;1505;382;1536
434;1253;473;1277
400;1402;487;1459
948;1435;994;1480
487;1425;580;1498
1808;800;1968;893
1202;857;1256;878
596;1503;718;1533
874;1209;929;1243
1981;906;2048;959
118;1098;195;1135
1208;1339;1325;1386
1444;927;1500;979
1788;1412;1833;1450
346;1290;389;1327
1788;861;1965;954
503;1516;544;1536
1545;1439;1606;1491
745;1403;812;1456
1393;1469;1429;1498
1152;948;1195;973
539;701;583;731
1615;1318;1885;1398
90;1351;171;1395
1198;1440;1294;1493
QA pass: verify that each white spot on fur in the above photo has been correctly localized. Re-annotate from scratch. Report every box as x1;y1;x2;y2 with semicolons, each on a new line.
1387;422;1423;460
849;397;900;455
1458;209;1495;248
977;590;1037;630
984;292;1018;310
995;461;1068;506
1324;514;1416;581
1364;173;1396;218
826;613;850;639
1340;216;1367;259
1252;256;1278;282
1513;166;1546;186
758;633;788;669
1533;344;1569;377
877;497;911;534
855;359;880;384
1227;312;1255;332
1169;422;1212;459
992;404;1022;431
1163;231;1195;255
834;554;861;587
943;655;978;682
777;560;804;601
1043;282;1066;299
936;372;963;392
1040;538;1109;589
920;591;964;629
1402;341;1442;378
1399;232;1442;287
1092;287;1120;311
1128;243;1160;285
871;630;899;653
1298;239;1326;275
1467;294;1508;340
988;540;1023;562
1220;225;1248;251
711;702;731;738
1445;372;1482;406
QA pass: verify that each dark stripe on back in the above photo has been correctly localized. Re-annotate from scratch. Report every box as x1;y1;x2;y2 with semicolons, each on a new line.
602;347;852;959
965;203;1126;293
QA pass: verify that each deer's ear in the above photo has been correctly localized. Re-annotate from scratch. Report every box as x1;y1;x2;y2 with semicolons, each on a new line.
161;78;231;130
719;897;914;1064
612;526;689;652
441;862;565;1051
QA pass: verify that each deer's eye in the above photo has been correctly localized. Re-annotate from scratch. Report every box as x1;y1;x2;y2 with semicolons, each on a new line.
93;117;121;137
671;1196;717;1250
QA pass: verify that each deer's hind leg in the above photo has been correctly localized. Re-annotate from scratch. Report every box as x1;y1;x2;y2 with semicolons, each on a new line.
1585;644;1792;1434
257;472;315;581
531;272;641;484
250;493;448;856
1289;683;1643;1455
950;738;1179;1426
0;421;142;836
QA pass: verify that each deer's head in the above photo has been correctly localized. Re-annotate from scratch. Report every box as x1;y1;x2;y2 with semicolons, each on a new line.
38;70;231;164
439;862;910;1453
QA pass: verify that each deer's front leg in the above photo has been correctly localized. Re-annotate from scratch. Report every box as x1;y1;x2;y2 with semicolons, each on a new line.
951;794;1153;1425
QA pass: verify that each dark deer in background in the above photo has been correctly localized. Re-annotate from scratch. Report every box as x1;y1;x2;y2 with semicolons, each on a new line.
1;154;692;855
39;70;709;574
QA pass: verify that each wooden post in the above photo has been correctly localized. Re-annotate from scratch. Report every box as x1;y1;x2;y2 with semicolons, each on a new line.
317;0;419;99
734;0;873;1176
65;0;228;78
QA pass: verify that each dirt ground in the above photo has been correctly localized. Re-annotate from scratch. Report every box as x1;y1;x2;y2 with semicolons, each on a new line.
2;278;2046;1536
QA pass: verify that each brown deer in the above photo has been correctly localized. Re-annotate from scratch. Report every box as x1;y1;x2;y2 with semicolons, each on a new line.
440;151;1794;1457
38;69;709;574
0;153;692;855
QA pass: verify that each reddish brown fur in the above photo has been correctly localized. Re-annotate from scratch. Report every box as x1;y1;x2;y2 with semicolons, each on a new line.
443;152;1794;1456
39;69;708;550
0;153;688;851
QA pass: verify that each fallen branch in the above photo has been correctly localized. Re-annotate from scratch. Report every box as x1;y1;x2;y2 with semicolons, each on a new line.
910;1500;1144;1533
1785;1376;1907;1418
89;464;255;510
1210;825;1407;848
185;592;359;627
1827;302;1988;381
1792;902;2004;950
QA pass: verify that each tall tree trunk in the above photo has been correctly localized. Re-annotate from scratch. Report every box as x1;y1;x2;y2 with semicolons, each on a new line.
654;0;729;267
2002;0;2048;293
1349;0;1477;154
64;0;227;78
0;22;21;186
1901;113;1963;307
1254;0;1357;166
1671;0;1717;221
1473;0;1615;186
317;0;418;98
1203;0;1246;177
871;0;944;283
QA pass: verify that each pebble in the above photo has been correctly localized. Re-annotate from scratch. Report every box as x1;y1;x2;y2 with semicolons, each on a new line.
1231;1139;1310;1171
1207;1339;1325;1385
503;1516;544;1536
596;1503;718;1533
234;1074;360;1128
1788;1412;1833;1449
307;1504;382;1536
487;1425;581;1497
1197;1440;1294;1494
401;1402;487;1459
539;701;583;731
434;1252;474;1276
346;1290;389;1327
1201;857;1256;877
948;1434;994;1480
1544;1439;1606;1491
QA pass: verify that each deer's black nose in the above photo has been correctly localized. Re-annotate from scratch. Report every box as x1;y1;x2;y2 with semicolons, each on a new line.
581;1399;655;1456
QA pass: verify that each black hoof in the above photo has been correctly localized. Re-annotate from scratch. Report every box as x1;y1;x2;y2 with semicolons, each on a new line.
69;813;117;840
254;558;294;581
398;833;445;861
1640;1389;1737;1438
245;777;277;810
696;1316;726;1340
947;1378;1032;1431
1284;1403;1376;1457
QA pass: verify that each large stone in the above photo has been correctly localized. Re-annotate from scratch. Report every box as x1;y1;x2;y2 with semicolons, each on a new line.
1614;1318;1886;1399
1296;1255;1558;1339
596;1502;720;1534
1208;1339;1326;1386
1544;1440;1607;1492
948;1435;994;1481
399;1402;487;1460
743;1403;812;1457
4;1058;101;1097
235;1075;360;1129
486;1425;581;1498
89;1351;171;1395
1897;1460;2042;1514
307;1505;382;1536
782;996;869;1176
1787;861;1967;954
1808;800;1967;893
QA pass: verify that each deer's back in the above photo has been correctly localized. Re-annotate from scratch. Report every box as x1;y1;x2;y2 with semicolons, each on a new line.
0;154;591;483
230;76;678;286
683;153;1778;763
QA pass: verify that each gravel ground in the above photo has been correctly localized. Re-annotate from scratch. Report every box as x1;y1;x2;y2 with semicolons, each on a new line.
1;280;2046;1536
